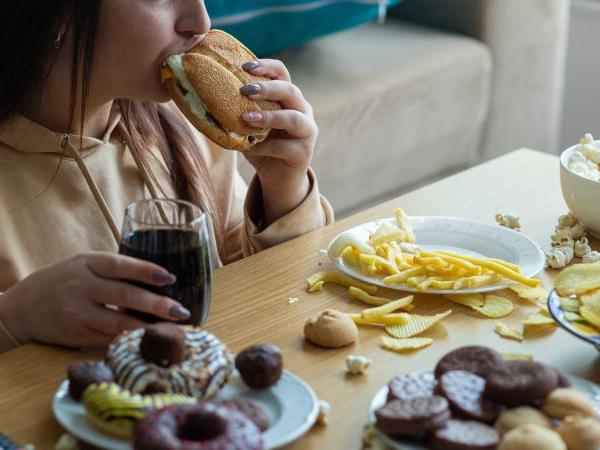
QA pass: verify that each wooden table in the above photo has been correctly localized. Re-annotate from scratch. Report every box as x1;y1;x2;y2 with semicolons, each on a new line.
1;149;599;449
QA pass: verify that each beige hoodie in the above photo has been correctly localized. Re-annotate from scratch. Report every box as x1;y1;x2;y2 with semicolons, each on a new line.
0;105;333;352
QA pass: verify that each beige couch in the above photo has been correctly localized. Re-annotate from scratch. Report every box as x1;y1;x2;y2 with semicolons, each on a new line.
240;0;569;217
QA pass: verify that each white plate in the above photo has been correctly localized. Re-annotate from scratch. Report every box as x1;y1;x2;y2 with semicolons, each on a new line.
368;372;600;450
52;370;319;450
328;216;545;294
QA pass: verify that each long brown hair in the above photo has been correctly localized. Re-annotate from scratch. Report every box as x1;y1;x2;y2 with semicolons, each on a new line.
0;1;226;258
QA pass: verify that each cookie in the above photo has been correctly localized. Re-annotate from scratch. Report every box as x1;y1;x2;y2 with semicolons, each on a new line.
498;424;566;450
557;416;600;450
214;397;270;432
303;309;357;348
375;396;450;435
437;370;502;423
556;369;572;388
542;387;597;419
484;360;558;407
494;406;552;436
387;373;436;402
428;419;499;450
434;346;505;379
67;361;114;402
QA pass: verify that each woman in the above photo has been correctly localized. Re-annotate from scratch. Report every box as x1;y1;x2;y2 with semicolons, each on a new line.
0;1;333;352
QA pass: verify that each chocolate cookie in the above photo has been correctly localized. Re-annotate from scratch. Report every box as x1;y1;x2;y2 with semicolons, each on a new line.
375;396;450;435
429;419;499;450
235;344;283;389
434;346;505;379
556;369;572;388
214;397;270;432
484;360;558;407
437;370;502;423
67;361;113;402
387;373;436;402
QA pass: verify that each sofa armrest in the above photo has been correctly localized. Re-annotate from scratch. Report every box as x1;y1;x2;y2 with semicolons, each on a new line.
390;0;570;159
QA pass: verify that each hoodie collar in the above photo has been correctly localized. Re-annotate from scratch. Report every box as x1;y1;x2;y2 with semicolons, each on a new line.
0;106;122;155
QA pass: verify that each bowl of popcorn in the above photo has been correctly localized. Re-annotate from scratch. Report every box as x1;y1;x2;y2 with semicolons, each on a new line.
560;133;600;237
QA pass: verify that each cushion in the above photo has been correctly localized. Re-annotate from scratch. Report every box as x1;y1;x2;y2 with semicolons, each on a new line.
206;0;402;56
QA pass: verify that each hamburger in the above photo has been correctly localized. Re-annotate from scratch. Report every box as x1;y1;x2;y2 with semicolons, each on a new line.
161;30;280;151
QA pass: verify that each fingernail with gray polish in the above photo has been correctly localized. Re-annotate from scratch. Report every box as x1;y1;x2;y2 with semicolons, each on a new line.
169;305;191;319
152;272;177;284
244;112;263;122
242;60;260;71
240;83;261;96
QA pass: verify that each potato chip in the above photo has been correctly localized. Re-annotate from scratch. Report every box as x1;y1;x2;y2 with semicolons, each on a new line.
555;261;600;296
580;301;600;329
571;322;600;335
328;230;375;258
361;296;414;320
536;303;551;318
348;287;390;306
581;289;600;305
471;295;514;318
380;336;433;352
509;284;549;302
385;310;452;338
522;313;557;336
495;321;523;341
563;311;584;322
394;208;416;243
443;293;485;307
560;297;580;312
501;352;533;361
306;271;378;294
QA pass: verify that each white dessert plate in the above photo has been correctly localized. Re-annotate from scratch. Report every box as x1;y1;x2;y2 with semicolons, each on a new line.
53;370;319;450
368;371;600;450
328;216;545;294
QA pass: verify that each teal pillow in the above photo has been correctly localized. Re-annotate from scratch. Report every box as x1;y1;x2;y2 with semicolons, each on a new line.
206;0;402;57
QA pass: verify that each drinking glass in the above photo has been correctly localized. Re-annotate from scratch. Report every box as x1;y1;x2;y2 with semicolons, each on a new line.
119;198;215;326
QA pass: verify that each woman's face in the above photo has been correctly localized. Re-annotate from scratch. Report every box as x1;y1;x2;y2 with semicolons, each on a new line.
94;0;211;103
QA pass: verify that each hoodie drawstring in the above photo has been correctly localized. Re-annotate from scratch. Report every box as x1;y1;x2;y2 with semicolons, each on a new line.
61;125;166;247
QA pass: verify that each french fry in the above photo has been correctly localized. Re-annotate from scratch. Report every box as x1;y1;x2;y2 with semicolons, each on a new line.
383;267;426;285
361;295;414;320
418;251;482;275
348;313;408;326
418;278;455;291
341;247;359;267
406;275;428;288
306;271;378;294
348;287;391;306
453;275;503;290
436;251;537;287
394;208;416;243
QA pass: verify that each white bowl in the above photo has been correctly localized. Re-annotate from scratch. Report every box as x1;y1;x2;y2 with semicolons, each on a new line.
560;142;600;237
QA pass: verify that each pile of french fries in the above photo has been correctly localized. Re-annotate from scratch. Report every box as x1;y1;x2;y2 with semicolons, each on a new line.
334;208;539;292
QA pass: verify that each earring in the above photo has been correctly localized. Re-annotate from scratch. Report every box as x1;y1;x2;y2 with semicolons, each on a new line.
53;31;64;49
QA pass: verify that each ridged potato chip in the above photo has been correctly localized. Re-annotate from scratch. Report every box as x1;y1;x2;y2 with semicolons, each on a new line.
380;336;433;352
443;293;485;307
563;311;584;322
509;284;549;302
471;295;514;318
306;271;378;294
581;289;600;305
495;321;523;341
385;310;452;338
555;261;600;296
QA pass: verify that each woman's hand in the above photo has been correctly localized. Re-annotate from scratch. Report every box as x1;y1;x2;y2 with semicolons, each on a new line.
0;252;190;348
240;59;318;226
